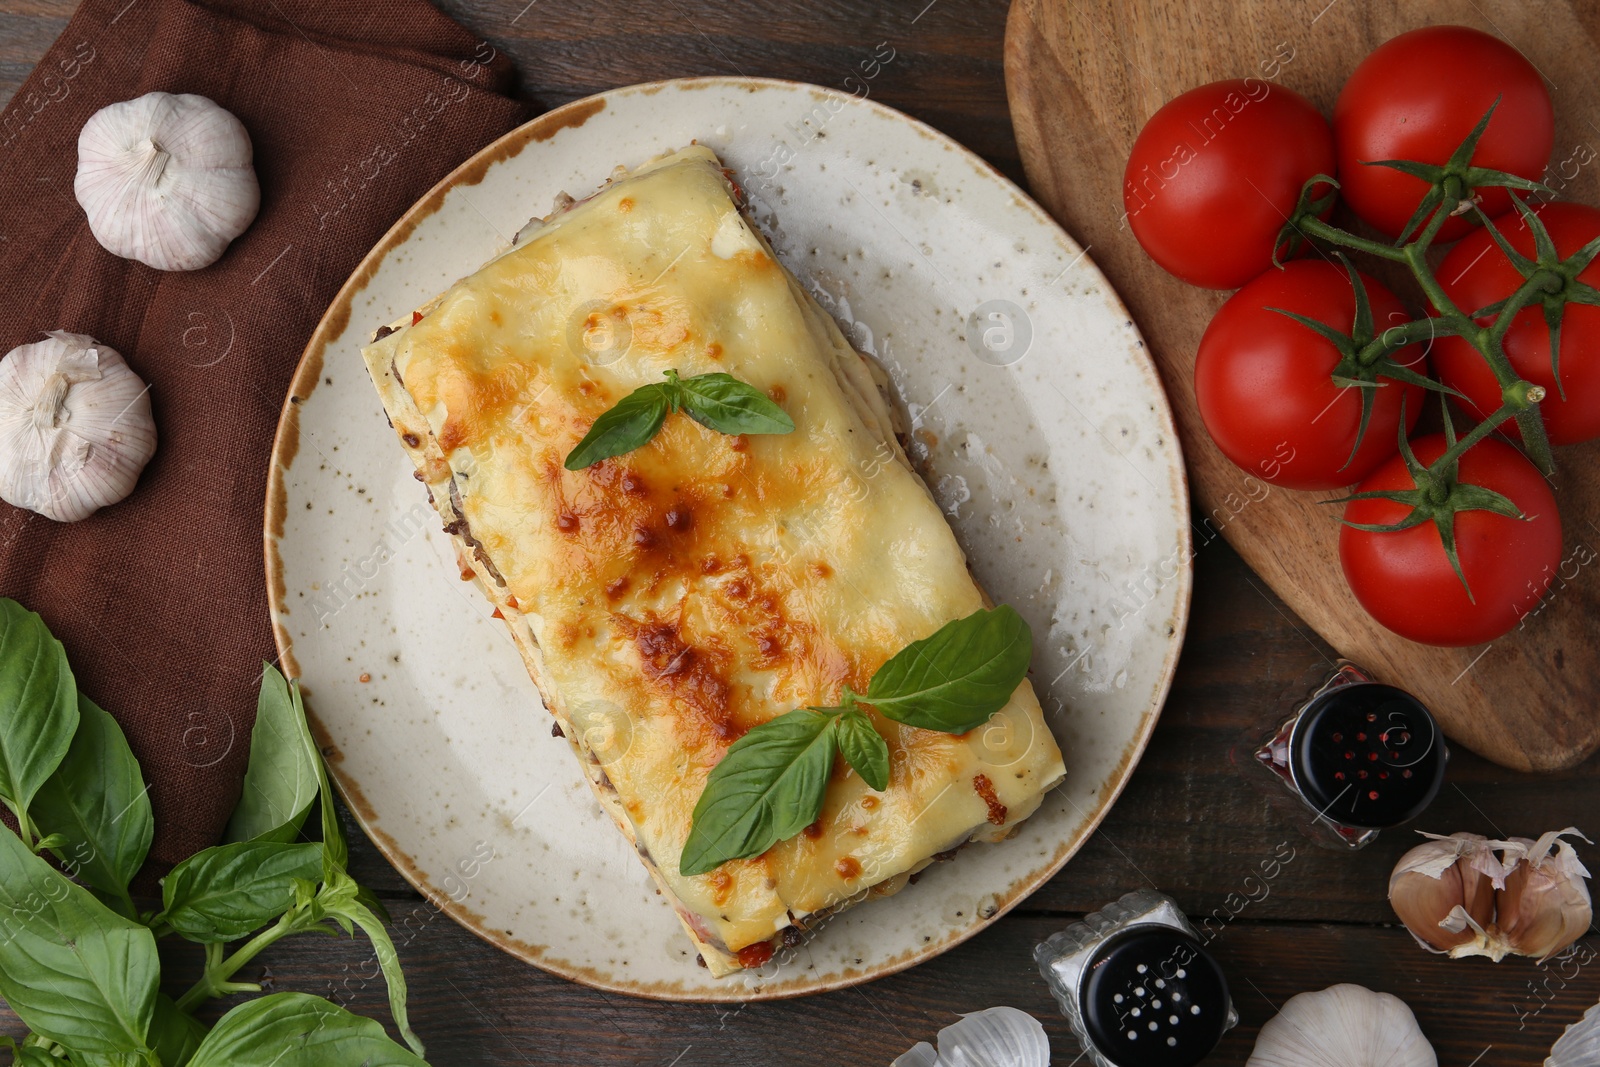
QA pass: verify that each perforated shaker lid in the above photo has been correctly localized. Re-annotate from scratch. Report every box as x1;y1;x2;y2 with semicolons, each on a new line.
1078;926;1229;1067
1290;682;1445;830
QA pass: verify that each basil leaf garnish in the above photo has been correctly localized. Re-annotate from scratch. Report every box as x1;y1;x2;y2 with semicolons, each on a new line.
0;827;158;1057
673;370;796;435
160;840;323;943
31;693;153;912
564;368;793;470
0;598;79;825
186;992;427;1067
835;709;890;792
679;708;838;876
683;607;1034;873
865;605;1032;734
225;662;318;844
563;382;671;470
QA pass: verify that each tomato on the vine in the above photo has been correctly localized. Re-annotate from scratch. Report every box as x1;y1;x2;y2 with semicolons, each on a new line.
1195;259;1425;489
1333;25;1554;241
1125;79;1335;289
1340;435;1561;646
1433;202;1600;446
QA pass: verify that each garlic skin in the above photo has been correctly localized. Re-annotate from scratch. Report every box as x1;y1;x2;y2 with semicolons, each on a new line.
1496;829;1592;962
1388;832;1508;958
0;332;157;522
1547;999;1600;1067
75;92;259;271
1245;984;1436;1067
1389;828;1591;963
890;1007;1049;1067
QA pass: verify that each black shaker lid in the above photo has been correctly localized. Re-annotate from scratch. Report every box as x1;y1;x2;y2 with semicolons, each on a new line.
1079;926;1230;1067
1291;682;1445;829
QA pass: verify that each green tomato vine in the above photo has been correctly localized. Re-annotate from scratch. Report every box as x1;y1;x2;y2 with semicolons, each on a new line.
1273;101;1600;592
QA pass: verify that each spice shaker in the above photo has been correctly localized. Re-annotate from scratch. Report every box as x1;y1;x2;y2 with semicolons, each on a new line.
1245;661;1447;849
1036;890;1235;1067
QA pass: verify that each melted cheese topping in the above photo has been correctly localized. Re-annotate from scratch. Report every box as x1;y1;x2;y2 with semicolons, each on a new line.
362;147;1065;966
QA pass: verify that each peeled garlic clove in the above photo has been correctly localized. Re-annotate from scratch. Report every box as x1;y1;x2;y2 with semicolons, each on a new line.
1245;984;1436;1067
0;331;157;522
1388;832;1503;956
1496;828;1592;963
75;92;259;271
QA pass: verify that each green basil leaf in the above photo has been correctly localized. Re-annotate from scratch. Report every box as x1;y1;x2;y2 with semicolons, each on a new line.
1;1039;60;1067
865;605;1032;734
0;827;157;1056
31;693;152;906
60;1052;141;1067
8;1045;56;1067
325;890;424;1057
354;881;393;925
680;709;838;876
0;598;79;819
186;992;427;1067
161;840;323;943
294;677;348;880
563;382;670;470
675;372;795;436
834;710;890;792
149;994;208;1067
225;663;317;844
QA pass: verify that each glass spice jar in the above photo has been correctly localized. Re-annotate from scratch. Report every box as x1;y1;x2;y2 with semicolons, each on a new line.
1241;661;1447;850
1036;890;1236;1067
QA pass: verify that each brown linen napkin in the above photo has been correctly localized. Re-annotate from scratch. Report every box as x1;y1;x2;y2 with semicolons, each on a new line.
0;0;527;866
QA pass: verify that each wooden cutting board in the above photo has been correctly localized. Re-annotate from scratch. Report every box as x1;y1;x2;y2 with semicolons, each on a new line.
1005;0;1600;773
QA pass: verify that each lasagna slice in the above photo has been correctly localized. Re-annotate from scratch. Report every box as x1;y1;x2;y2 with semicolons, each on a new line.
361;146;1066;975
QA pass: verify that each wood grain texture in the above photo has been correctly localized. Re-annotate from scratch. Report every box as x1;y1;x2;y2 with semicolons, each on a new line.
1;1;1598;1064
5;907;1597;1066
1005;0;1600;773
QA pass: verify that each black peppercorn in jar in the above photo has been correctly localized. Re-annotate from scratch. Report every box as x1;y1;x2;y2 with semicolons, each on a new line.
1246;661;1447;849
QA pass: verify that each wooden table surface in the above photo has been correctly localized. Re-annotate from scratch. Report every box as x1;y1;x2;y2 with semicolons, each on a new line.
3;2;1598;1064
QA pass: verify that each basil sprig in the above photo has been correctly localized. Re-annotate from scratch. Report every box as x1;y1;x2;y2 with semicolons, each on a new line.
0;599;78;842
680;605;1031;876
0;597;427;1065
564;368;795;470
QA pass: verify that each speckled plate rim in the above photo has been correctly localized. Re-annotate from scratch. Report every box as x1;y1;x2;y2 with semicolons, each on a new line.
263;76;1193;1001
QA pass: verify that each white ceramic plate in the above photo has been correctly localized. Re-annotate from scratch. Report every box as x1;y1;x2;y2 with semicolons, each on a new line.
265;78;1190;1001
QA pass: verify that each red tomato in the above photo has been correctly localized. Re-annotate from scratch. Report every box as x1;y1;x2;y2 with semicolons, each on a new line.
1340;435;1561;646
1433;202;1600;445
1333;26;1553;241
1125;79;1335;289
1195;260;1425;489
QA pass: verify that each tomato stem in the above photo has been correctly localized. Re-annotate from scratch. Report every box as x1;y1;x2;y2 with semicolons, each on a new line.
1278;104;1573;482
1295;215;1408;263
1353;316;1444;366
1433;392;1541;474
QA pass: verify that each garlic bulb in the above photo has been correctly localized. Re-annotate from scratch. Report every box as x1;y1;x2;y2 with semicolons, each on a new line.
1245;984;1436;1067
1389;832;1509;958
75;92;259;271
1547;999;1600;1067
1496;829;1592;962
0;332;157;521
1388;828;1591;962
890;1007;1049;1067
